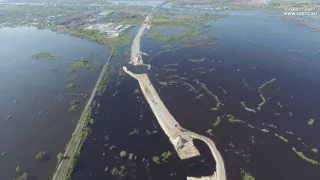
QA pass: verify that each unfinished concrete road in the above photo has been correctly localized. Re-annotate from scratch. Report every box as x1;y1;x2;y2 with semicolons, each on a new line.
124;67;226;180
124;69;201;159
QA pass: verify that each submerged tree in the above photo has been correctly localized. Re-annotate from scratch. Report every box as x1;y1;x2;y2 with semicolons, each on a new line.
57;152;64;163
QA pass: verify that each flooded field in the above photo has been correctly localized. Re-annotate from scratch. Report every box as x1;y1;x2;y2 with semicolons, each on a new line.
0;27;109;180
71;55;216;180
72;10;320;180
144;11;320;180
2;8;319;180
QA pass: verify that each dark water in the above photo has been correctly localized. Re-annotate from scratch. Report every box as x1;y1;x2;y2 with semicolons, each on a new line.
71;10;320;180
0;27;109;180
71;56;216;180
142;11;320;180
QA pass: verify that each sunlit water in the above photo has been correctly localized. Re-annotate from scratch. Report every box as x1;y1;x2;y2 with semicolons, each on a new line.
73;10;320;180
0;27;109;180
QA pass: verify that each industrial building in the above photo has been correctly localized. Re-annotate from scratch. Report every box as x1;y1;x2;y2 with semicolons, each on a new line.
85;23;132;37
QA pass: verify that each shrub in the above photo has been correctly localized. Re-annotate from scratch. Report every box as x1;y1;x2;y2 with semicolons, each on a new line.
16;166;21;173
120;151;127;158
57;152;64;163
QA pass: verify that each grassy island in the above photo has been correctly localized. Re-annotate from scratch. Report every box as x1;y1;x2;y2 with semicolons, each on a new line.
32;52;55;60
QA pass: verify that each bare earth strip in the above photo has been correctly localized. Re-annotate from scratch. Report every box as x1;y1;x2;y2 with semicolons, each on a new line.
124;2;227;180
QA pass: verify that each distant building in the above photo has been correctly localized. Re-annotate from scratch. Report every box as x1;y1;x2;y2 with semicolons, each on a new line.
85;23;132;37
115;25;124;31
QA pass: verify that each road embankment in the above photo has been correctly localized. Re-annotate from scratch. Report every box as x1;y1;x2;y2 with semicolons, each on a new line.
51;51;114;180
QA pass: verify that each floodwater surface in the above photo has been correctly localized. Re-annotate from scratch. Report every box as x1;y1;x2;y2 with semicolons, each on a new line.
54;10;320;180
143;11;320;180
0;27;109;180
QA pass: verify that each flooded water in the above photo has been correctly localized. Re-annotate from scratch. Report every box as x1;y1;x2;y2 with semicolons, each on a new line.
0;27;109;180
142;11;320;180
2;9;319;180
71;53;216;180
74;10;320;180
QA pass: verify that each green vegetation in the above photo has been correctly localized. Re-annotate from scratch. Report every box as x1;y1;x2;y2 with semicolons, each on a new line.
92;60;102;70
308;119;315;125
69;58;89;73
210;107;219;112
195;80;223;111
65;104;94;179
89;118;95;125
57;153;64;163
312;148;319;153
96;62;111;96
257;78;277;111
153;151;172;164
145;128;158;135
37;23;133;53
160;151;172;162
153;156;161;164
96;46;115;96
68;100;80;112
213;116;221;127
147;13;227;46
147;25;205;44
4;115;12;121
31;52;55;60
133;89;140;94
183;83;196;92
197;14;229;25
66;83;77;89
16;166;21;173
259;78;277;90
153;13;228;27
206;129;213;135
226;115;245;124
67;76;76;81
39;25;106;44
162;44;172;49
0;4;80;26
159;81;168;87
119;15;145;25
292;147;320;165
129;128;139;135
196;94;204;99
120;151;127;158
110;165;127;178
169;80;178;84
274;133;288;143
188;58;205;63
240;168;255;180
